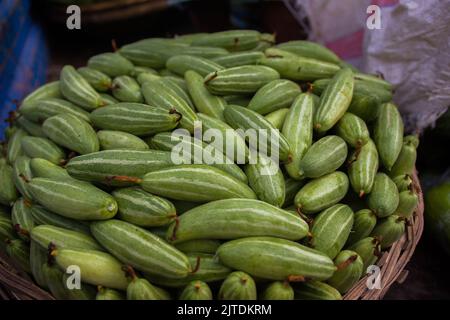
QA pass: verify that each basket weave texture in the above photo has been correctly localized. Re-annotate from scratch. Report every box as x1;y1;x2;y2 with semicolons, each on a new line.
0;171;424;300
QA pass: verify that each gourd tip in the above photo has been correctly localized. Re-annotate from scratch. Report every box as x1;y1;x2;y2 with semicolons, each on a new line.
190;256;201;274
287;275;305;282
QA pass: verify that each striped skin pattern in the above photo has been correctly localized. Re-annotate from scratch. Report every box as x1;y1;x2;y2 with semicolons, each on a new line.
88;52;134;77
53;248;130;290
90;219;191;279
97;130;149;151
205;65;280;95
282;93;314;180
374;103;404;170
90;103;180;136
30;205;90;234
389;140;417;177
212;51;264;68
7;128;28;164
327;250;363;294
166;55;224;77
159;77;195;110
265;108;289;130
30;158;73;180
112;187;176;227
185;70;226;120
42;114;99;155
11;198;35;240
196;112;249;163
298;135;348;179
223;104;290;161
141;79;198;133
100;93;119;105
59;65;103;110
217;237;336;281
175;239;221;255
31;224;103;251
96;288;124;300
78;67;112;92
310;204;354;259
258;48;340;81
61;274;96;300
345;209;377;246
0;164;18;206
394;190;419;218
28;177;118;220
111;76;143;103
149;132;247;183
247;79;301;115
312;78;392;103
191;30;261;52
335;112;370;148
348;139;379;197
22;81;62;105
178;46;228;58
277;40;341;64
283;177;305;208
5;239;30;273
367;173;399;218
354;73;392;91
179;281;213;300
144;253;231;287
19;98;91;123
0;218;15;249
13;156;34;200
166;199;308;244
370;215;405;249
295;172;349;214
293;281;342;300
21;136;65;164
119;42;170;69
127;278;170;300
30;240;47;288
141;165;257;202
245;155;286;207
314;68;355;133
16;117;46;137
218;271;257;300
66;150;174;186
348;237;381;271
261;281;294;300
42;263;68;299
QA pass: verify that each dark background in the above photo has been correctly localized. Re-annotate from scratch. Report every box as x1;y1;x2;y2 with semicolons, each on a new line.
29;0;450;300
34;0;307;80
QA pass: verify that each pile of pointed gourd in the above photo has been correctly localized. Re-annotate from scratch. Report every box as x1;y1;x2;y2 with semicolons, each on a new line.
0;30;419;300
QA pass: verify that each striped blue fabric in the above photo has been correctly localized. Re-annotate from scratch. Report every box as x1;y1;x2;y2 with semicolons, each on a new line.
0;0;49;140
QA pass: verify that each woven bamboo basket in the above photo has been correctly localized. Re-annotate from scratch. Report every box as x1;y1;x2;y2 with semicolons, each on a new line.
0;171;424;300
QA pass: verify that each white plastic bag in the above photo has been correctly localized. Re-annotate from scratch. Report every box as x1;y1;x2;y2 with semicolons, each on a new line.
283;0;450;131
